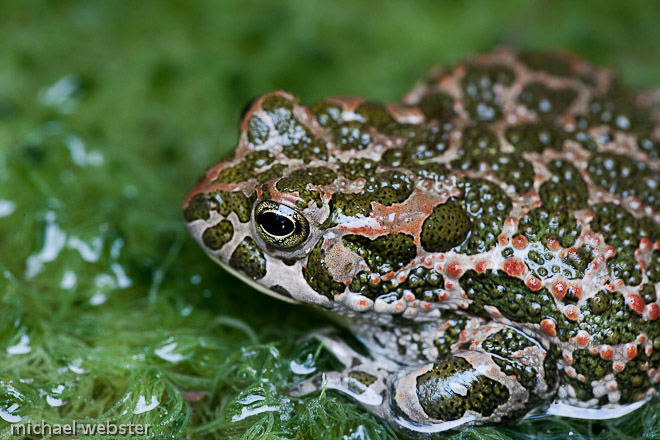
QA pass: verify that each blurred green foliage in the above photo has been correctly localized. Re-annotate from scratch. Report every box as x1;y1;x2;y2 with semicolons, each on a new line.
1;0;659;439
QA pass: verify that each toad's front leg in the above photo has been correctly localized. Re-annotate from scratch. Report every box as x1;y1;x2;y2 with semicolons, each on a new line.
292;325;557;437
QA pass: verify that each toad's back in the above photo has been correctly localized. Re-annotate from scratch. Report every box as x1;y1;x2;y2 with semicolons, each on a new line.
184;48;660;434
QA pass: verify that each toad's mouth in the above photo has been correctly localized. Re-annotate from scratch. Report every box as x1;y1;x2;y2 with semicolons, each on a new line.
212;257;302;305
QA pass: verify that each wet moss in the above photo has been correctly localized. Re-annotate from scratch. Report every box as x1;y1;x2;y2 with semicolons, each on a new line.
229;237;267;280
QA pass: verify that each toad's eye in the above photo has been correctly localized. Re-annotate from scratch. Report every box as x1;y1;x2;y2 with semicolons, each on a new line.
254;200;310;250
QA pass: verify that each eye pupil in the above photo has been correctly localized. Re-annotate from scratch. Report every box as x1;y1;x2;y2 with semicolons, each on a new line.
258;211;295;237
253;200;310;250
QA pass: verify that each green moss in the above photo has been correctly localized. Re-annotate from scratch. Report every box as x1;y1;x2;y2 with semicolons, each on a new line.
6;1;660;439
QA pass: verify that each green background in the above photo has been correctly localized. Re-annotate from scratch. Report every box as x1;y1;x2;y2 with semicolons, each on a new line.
1;0;660;439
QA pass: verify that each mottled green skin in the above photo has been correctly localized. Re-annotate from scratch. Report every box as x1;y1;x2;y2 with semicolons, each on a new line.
201;219;234;250
184;49;660;434
420;201;472;252
415;357;510;420
229;237;267;280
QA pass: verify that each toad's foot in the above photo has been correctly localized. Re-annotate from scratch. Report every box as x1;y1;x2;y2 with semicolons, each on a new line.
291;326;558;436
